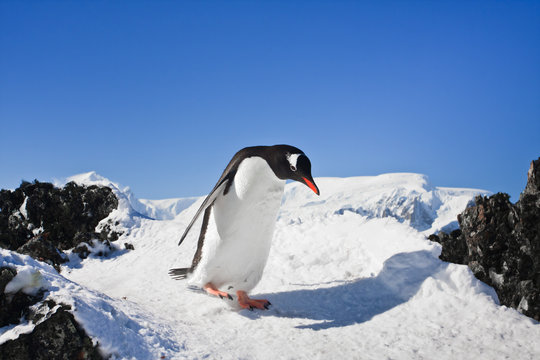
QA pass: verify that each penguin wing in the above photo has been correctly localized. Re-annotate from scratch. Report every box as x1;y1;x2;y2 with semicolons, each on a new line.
177;148;253;246
177;178;228;246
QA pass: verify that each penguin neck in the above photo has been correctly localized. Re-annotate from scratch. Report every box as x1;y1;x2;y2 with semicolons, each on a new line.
231;156;286;201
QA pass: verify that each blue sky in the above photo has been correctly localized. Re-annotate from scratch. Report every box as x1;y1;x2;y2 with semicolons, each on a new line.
1;1;539;200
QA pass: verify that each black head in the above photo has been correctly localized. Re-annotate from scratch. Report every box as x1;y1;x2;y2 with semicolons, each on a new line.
264;145;320;195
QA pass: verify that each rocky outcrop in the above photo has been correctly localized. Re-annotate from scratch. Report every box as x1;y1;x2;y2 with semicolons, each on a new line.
0;180;121;359
0;303;103;360
430;158;540;321
0;180;120;267
0;267;103;360
0;266;44;328
428;229;467;264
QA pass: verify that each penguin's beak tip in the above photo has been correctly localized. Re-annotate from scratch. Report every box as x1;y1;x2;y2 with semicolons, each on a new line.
302;177;320;196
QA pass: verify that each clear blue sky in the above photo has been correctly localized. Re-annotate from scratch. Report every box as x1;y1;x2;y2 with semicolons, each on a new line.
1;1;539;201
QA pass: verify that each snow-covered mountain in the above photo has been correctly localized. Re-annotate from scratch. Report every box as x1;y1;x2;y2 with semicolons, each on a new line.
2;172;540;359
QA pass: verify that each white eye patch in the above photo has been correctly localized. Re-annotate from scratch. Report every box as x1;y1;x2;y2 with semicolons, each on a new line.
287;153;301;169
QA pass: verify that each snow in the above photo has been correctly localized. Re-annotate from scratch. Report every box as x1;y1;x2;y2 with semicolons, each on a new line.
2;172;539;359
19;197;28;220
4;267;47;296
138;197;198;220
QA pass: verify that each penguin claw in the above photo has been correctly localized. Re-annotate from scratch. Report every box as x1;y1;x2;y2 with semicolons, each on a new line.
236;290;271;311
219;293;234;300
204;283;232;301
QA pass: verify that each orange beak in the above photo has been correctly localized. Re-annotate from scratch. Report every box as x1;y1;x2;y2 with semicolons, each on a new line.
302;177;320;195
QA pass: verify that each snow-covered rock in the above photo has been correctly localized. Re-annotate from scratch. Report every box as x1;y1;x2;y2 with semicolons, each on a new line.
0;180;120;267
0;249;177;358
431;158;540;321
60;171;150;234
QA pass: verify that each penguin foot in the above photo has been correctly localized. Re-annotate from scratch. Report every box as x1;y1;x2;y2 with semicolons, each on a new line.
203;283;233;300
236;291;271;311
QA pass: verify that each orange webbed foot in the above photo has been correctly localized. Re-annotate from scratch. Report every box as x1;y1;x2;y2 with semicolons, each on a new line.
236;290;272;311
203;283;233;300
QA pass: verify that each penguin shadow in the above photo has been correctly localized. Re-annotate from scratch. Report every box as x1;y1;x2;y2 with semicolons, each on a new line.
243;250;445;330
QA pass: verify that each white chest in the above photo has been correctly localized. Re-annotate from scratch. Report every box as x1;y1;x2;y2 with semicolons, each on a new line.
214;157;285;237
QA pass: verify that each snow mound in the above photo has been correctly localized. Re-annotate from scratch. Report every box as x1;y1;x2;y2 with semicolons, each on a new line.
281;173;488;233
139;197;199;220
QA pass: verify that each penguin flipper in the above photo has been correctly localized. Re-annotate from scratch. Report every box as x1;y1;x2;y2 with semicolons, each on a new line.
178;178;229;246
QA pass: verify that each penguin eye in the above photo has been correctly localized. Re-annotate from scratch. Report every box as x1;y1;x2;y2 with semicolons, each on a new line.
290;165;297;172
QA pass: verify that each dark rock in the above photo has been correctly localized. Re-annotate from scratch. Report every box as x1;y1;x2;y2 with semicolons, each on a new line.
0;302;103;360
124;242;135;250
0;269;102;358
0;180;120;267
72;244;92;260
16;234;67;271
431;158;540;321
0;267;45;328
0;266;16;293
428;229;467;264
523;158;540;197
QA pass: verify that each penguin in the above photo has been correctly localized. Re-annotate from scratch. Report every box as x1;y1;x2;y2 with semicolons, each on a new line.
169;145;319;310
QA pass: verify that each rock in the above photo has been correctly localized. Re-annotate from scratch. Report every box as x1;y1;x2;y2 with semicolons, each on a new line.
0;267;44;328
16;234;67;270
124;242;135;250
523;157;540;197
0;268;102;358
72;244;92;260
431;158;540;321
428;229;467;265
0;180;119;267
0;266;16;293
0;303;103;360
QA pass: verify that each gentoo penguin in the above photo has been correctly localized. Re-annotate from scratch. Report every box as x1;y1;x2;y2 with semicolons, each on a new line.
169;145;319;310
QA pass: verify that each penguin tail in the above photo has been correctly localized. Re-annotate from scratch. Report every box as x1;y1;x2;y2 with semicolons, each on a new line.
169;267;190;280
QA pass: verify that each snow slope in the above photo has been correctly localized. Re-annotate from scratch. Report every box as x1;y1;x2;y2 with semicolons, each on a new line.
2;172;539;359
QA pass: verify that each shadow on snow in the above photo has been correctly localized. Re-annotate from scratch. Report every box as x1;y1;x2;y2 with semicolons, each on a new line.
244;250;445;330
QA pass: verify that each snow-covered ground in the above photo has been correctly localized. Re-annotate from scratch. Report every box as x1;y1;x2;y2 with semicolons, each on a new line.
2;172;539;359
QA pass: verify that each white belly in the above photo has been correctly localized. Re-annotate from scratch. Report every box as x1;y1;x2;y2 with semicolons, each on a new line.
188;157;286;293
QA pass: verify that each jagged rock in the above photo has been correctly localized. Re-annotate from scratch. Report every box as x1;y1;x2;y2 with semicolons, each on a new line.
428;229;467;264
16;234;67;270
0;180;119;267
523;157;540;197
0;303;103;360
0;267;44;328
431;158;540;321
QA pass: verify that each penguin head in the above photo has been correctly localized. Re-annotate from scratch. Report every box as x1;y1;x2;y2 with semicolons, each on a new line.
269;145;320;196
